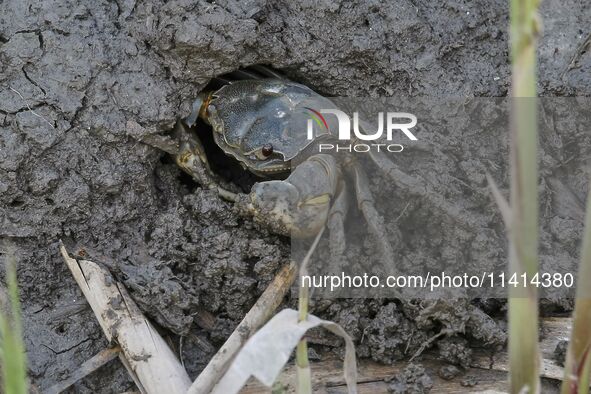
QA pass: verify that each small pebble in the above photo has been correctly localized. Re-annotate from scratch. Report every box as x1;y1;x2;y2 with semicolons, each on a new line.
461;375;478;387
438;365;461;380
554;340;569;367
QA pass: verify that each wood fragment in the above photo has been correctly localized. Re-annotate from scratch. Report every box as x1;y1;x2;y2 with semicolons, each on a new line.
471;317;572;382
242;317;577;393
194;306;217;331
59;242;191;394
48;301;89;321
44;346;121;394
241;357;515;394
187;261;297;394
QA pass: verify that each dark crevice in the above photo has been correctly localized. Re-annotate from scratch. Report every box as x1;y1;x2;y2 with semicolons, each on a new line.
37;31;44;51
190;117;263;192
111;0;123;19
40;336;95;355
14;29;41;35
68;94;88;129
9;197;25;208
42;26;71;37
64;70;99;134
177;168;199;193
33;305;47;314
12;102;48;115
22;65;47;95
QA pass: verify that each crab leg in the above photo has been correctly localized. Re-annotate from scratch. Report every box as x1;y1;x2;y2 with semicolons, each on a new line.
347;160;397;272
351;118;474;228
366;148;474;229
227;69;263;80
250;65;285;79
326;181;349;268
172;121;238;201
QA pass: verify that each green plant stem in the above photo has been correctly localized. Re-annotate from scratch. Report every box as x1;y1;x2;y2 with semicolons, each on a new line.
296;281;311;394
508;0;541;393
295;228;325;394
561;185;591;394
0;248;28;394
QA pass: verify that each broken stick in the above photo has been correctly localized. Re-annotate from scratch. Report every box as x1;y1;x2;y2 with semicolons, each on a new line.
59;243;191;394
187;261;297;394
44;346;121;394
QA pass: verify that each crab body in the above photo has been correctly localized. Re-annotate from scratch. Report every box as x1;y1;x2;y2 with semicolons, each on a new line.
203;79;336;176
140;71;441;265
156;74;397;265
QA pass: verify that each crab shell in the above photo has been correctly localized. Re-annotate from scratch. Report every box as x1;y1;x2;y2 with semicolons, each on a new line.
204;79;338;177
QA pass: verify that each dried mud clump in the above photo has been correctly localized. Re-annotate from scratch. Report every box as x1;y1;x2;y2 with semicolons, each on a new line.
386;363;433;394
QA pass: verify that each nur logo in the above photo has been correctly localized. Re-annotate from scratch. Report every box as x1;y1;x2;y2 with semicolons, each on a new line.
305;108;417;141
304;107;418;153
304;107;329;139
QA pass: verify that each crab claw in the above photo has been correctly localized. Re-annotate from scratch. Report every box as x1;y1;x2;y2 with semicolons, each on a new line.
236;154;340;239
237;181;328;238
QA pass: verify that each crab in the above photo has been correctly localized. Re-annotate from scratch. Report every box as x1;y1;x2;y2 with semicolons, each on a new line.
136;67;464;267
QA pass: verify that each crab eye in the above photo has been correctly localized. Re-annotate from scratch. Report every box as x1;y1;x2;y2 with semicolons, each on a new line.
261;144;274;157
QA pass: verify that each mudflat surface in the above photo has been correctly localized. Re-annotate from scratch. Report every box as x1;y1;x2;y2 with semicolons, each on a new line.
1;0;590;392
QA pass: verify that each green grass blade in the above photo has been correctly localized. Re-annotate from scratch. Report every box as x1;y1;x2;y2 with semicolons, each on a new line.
296;281;312;394
508;0;542;392
295;228;325;394
295;339;312;394
0;250;28;394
